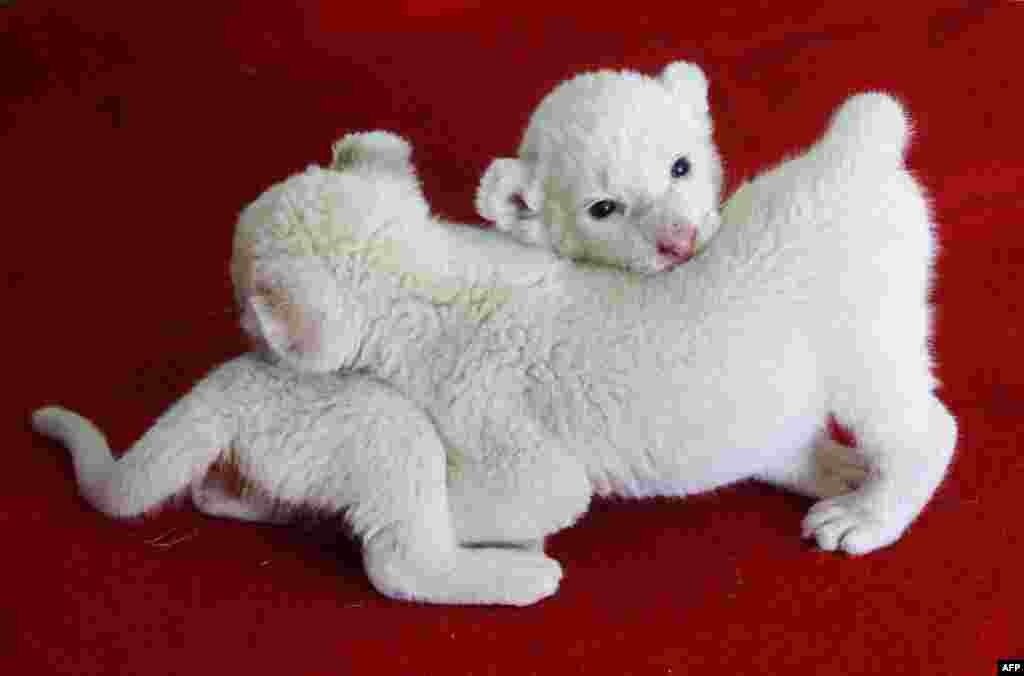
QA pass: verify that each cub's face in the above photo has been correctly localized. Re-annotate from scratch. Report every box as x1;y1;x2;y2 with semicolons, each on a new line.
478;62;723;274
538;92;722;273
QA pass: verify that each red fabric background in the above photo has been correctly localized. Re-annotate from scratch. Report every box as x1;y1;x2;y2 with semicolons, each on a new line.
5;2;1022;674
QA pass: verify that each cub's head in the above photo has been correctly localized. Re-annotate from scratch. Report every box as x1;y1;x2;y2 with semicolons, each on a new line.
233;131;430;374
477;61;723;273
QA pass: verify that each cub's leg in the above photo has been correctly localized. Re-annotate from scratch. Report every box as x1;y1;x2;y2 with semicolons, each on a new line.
444;414;592;549
238;374;564;606
802;391;957;555
799;133;955;555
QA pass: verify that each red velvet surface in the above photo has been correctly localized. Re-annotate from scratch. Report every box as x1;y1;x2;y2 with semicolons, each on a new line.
5;2;1023;674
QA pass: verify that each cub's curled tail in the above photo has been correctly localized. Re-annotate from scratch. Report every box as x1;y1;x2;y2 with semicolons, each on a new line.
32;361;240;518
817;92;912;170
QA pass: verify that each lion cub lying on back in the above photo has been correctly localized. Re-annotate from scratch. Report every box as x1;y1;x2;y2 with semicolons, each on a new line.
476;61;954;550
477;62;872;501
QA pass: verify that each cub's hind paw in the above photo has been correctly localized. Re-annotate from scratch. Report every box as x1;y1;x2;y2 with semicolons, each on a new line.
365;539;562;606
475;549;563;606
801;489;907;555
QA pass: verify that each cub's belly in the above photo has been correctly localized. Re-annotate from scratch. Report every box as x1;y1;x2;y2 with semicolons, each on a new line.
614;411;823;498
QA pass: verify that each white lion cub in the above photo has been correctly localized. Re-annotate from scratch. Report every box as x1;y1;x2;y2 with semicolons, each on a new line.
477;61;874;497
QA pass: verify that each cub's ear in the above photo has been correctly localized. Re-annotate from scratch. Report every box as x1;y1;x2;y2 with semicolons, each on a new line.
241;259;349;374
331;130;414;175
477;156;552;249
476;158;548;246
659;61;711;124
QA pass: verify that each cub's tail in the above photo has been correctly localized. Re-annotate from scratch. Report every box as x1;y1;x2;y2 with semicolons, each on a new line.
818;92;911;170
32;364;238;518
33;407;119;509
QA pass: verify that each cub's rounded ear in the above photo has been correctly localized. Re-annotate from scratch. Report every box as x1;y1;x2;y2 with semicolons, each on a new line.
242;260;349;374
331;130;414;175
659;61;711;121
476;158;541;228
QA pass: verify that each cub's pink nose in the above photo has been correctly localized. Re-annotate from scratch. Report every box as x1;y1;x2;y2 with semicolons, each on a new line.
655;221;698;264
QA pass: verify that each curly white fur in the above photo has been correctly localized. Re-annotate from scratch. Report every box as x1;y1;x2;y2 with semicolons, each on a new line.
33;63;957;606
478;62;723;273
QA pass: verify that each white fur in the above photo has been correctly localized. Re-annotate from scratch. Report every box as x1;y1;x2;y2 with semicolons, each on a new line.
238;81;951;586
477;63;723;273
34;66;957;606
33;356;564;605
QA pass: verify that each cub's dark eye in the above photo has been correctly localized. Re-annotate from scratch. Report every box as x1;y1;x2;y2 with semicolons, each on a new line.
671;156;691;179
588;200;618;220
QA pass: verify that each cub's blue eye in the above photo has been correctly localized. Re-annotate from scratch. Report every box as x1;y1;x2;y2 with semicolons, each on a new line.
671;156;691;179
588;200;617;220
